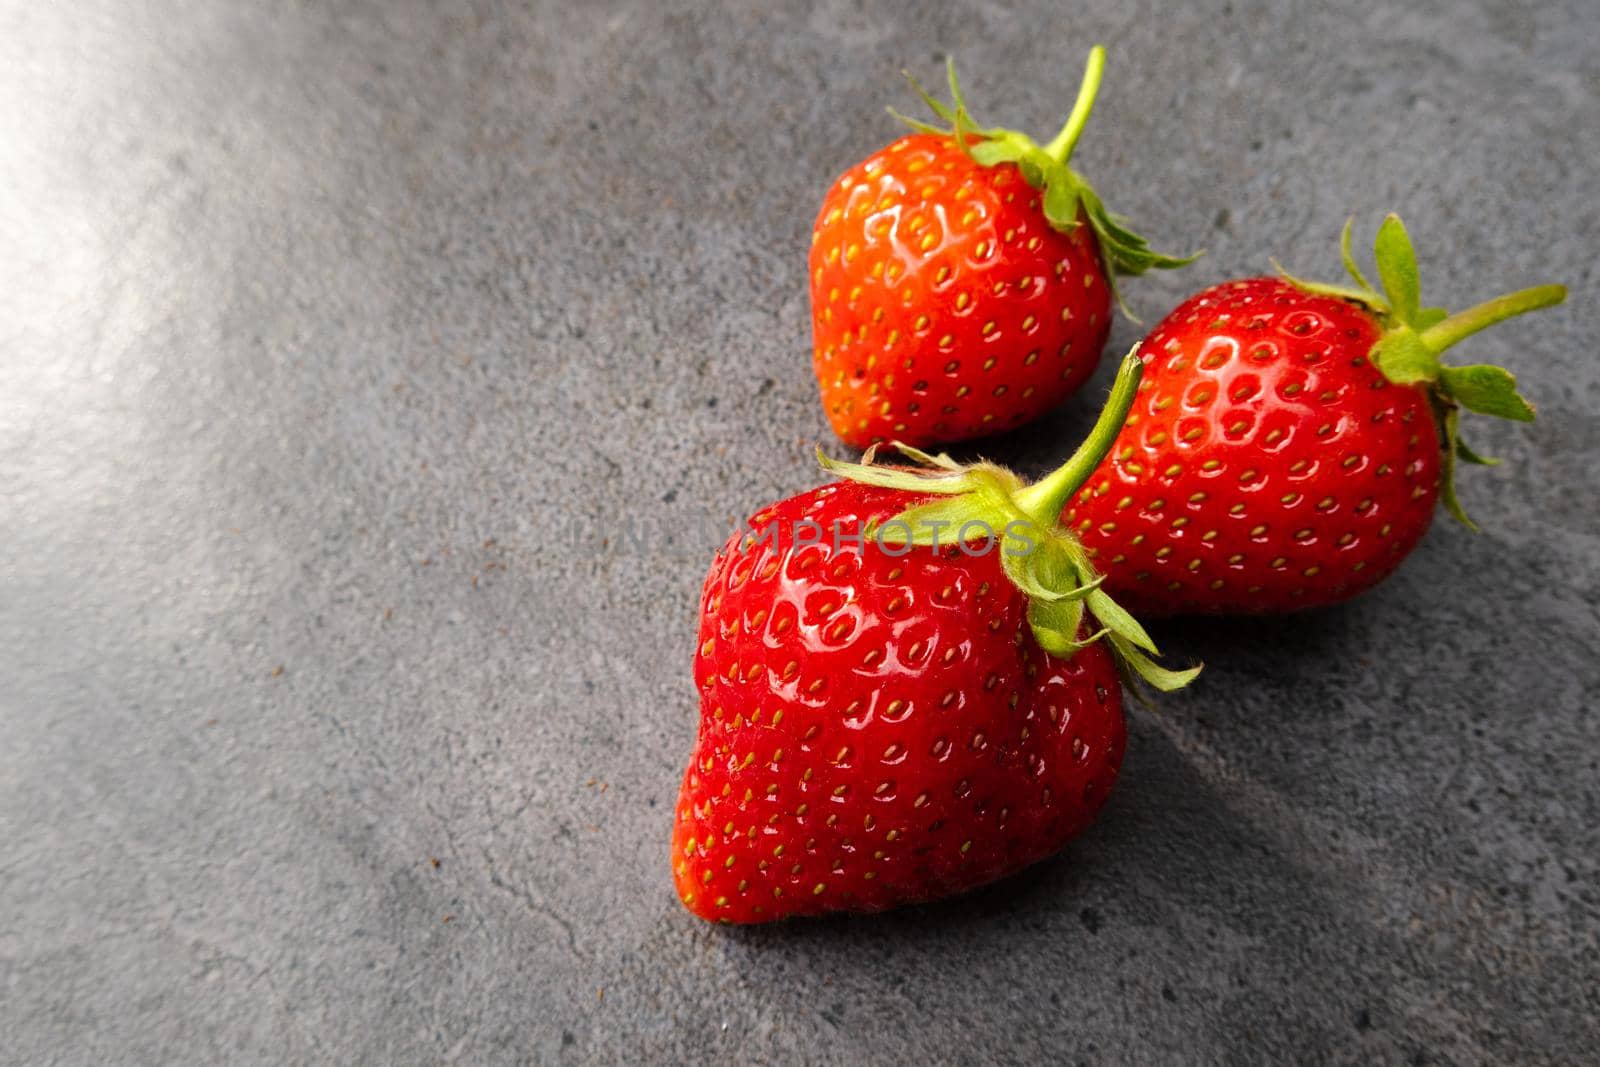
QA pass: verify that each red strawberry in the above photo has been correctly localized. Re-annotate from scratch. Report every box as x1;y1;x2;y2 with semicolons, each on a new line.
673;354;1196;923
809;47;1193;449
1063;215;1566;615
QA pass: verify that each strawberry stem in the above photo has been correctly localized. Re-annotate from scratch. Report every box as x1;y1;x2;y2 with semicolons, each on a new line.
1014;349;1142;524
1420;284;1567;356
1041;45;1105;165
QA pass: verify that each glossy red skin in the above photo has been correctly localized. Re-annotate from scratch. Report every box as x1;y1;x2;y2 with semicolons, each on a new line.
1067;278;1440;615
673;479;1125;923
810;133;1112;449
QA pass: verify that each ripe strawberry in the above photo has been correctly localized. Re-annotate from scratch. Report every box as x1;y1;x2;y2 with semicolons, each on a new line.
809;47;1193;449
1063;215;1566;615
673;354;1196;923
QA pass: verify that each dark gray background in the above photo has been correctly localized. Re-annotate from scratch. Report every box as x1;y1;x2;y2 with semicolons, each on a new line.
3;1;1596;1063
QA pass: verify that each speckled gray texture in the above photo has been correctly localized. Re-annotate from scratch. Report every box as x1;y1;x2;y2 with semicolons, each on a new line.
2;0;1596;1063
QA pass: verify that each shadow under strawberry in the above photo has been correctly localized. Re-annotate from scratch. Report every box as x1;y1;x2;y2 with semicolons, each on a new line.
711;714;1514;1061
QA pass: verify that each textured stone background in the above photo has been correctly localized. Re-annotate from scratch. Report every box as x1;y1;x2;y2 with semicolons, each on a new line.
3;1;1596;1063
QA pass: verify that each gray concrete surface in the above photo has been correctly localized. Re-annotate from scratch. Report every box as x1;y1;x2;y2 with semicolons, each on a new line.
2;0;1596;1063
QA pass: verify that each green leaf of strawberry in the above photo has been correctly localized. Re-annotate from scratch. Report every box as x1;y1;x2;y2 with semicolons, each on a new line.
1438;364;1536;422
1373;214;1422;325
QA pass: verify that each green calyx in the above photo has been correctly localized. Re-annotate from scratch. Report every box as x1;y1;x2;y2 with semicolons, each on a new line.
890;46;1198;318
818;349;1200;694
1277;214;1567;529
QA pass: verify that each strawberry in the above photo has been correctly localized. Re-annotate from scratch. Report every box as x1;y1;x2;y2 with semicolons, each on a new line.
809;47;1194;449
1062;215;1566;615
673;354;1197;923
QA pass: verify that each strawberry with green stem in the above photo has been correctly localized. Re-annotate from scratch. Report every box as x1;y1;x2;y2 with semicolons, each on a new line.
809;47;1194;449
674;351;1196;923
1061;215;1566;615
